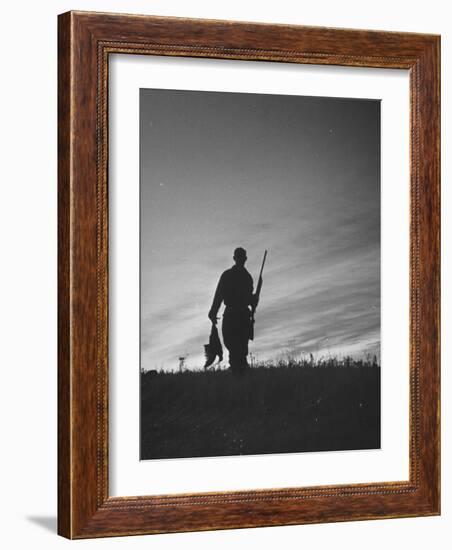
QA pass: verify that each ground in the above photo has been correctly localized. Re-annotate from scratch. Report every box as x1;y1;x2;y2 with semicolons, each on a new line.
140;360;381;460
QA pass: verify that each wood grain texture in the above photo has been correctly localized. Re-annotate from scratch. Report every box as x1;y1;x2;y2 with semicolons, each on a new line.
57;11;440;539
57;10;72;538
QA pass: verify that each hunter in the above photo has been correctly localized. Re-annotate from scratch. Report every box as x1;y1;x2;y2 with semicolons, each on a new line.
208;247;258;373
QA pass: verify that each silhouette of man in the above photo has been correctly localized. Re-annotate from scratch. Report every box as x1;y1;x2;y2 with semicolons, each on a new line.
208;247;257;373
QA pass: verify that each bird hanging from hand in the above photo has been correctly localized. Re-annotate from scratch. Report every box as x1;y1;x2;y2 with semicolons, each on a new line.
203;323;223;369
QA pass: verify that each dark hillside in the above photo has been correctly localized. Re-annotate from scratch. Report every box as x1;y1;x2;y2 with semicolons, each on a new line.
140;361;380;460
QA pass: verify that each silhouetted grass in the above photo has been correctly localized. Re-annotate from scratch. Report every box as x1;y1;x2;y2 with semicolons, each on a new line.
140;359;380;460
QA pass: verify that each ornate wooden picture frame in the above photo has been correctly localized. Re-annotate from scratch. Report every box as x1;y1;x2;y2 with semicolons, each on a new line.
58;11;440;539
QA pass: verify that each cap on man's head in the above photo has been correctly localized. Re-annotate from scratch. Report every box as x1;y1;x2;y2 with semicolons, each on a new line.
233;247;247;260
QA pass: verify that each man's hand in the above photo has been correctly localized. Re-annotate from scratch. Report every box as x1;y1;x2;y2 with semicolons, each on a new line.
251;294;259;309
208;310;217;325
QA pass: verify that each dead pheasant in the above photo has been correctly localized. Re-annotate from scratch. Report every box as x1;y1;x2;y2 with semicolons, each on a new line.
203;323;223;369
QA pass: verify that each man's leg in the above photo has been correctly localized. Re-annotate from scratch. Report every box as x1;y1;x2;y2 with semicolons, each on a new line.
222;309;251;373
235;310;250;372
222;312;236;371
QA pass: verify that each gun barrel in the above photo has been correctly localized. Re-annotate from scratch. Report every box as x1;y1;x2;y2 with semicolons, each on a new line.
250;251;267;341
252;250;268;314
258;250;268;281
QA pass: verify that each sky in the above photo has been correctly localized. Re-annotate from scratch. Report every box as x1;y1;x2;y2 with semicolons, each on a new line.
140;88;380;371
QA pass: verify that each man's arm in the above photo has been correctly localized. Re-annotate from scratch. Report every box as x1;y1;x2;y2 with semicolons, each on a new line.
208;273;224;324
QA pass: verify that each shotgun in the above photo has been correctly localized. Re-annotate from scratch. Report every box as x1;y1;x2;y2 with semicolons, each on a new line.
249;250;267;341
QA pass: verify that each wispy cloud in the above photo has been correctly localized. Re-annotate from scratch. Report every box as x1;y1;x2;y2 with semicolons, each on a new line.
140;89;380;371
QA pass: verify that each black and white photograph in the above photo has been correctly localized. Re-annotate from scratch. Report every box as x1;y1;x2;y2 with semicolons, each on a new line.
1;0;445;545
140;88;381;460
